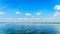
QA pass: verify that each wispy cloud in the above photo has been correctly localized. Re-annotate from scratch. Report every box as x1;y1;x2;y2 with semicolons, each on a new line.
0;5;7;10
54;12;60;17
0;11;5;15
25;13;32;16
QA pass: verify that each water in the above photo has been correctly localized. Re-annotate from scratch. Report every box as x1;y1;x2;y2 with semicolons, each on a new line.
0;22;60;34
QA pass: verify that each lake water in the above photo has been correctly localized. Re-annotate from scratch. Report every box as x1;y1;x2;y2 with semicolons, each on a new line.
0;22;60;34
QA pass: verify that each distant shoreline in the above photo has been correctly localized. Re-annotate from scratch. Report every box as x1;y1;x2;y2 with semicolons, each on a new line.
0;22;60;24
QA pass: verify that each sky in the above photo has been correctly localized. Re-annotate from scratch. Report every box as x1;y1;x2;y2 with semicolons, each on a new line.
0;0;60;22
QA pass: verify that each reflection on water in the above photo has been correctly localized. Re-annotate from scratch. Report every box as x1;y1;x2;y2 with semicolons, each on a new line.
0;22;59;34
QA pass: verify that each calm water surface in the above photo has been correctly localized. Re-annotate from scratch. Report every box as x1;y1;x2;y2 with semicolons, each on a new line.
0;22;60;34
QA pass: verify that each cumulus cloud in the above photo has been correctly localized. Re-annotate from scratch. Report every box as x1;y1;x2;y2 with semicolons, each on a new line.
0;11;5;15
16;11;20;14
54;5;60;10
53;5;60;21
54;12;60;17
25;13;31;16
36;12;41;16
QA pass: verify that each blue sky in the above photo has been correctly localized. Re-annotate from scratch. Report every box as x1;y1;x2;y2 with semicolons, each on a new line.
0;0;60;22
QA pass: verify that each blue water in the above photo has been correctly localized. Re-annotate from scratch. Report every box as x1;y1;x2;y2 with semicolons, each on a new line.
0;22;59;34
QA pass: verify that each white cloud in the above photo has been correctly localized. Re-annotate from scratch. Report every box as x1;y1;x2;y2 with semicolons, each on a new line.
25;13;31;16
36;12;41;16
16;11;20;14
54;5;60;10
54;12;60;17
0;11;5;15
